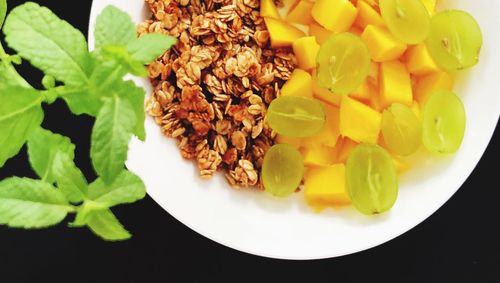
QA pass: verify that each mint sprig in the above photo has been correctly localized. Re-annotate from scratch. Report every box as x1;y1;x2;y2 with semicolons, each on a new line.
0;2;176;241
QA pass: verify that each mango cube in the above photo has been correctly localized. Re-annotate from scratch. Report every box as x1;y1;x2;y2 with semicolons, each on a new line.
264;17;306;47
333;137;358;163
276;134;303;149
414;72;454;105
355;0;385;29
311;70;342;106
293;36;320;71
340;96;382;144
406;44;440;76
304;164;351;208
286;0;315;25
312;0;358;32
309;22;334;45
281;69;313;98
260;0;281;19
368;61;380;87
421;0;436;15
392;156;410;174
349;26;364;36
380;60;413;108
361;25;407;62
303;104;340;148
350;80;376;102
301;143;337;167
410;101;421;118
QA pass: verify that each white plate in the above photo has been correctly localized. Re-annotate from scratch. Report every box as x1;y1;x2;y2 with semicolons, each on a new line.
89;0;500;259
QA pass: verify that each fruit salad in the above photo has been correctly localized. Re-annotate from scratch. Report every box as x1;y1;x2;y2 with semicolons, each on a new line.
260;0;483;215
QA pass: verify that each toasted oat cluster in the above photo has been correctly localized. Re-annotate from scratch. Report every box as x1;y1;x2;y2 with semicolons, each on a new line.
140;0;296;188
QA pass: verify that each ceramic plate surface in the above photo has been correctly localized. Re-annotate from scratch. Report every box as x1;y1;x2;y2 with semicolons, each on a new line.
89;0;500;259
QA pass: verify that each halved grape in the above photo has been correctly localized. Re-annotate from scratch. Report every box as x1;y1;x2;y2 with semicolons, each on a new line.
316;32;371;95
379;0;431;44
346;144;398;215
422;90;466;154
267;96;326;138
426;10;483;71
262;144;304;197
381;103;422;156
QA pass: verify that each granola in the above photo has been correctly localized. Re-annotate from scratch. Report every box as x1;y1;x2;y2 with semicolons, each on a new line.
141;0;295;188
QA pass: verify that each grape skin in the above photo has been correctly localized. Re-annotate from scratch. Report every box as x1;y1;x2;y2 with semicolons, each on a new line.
346;144;398;215
262;144;304;197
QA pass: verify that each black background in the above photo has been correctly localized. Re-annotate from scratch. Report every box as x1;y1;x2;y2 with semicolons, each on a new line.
0;1;499;282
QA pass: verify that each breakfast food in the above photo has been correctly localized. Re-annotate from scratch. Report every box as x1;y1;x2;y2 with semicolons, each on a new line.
143;0;482;215
141;0;295;187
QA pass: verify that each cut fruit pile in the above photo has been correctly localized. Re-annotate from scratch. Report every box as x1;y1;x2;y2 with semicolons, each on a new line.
260;0;483;215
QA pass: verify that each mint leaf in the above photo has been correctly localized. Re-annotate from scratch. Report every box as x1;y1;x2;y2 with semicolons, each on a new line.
63;60;127;116
0;86;44;167
27;128;87;203
89;59;127;93
94;5;136;49
88;170;146;208
0;177;73;228
27;128;75;183
52;152;88;203
0;62;31;88
0;0;6;28
91;96;136;184
128;34;177;64
101;45;147;77
86;209;131;241
3;2;90;86
118;80;146;141
62;86;100;116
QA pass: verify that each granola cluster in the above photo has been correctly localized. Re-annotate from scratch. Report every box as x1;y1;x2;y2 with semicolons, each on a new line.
141;0;296;188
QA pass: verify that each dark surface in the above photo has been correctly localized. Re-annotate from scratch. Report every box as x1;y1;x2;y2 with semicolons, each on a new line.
0;1;499;282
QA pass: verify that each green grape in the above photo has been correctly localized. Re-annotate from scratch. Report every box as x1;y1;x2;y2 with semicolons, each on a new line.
381;103;422;156
346;144;398;215
426;10;483;71
316;32;371;95
262;144;304;197
422;90;466;154
379;0;431;44
267;96;326;138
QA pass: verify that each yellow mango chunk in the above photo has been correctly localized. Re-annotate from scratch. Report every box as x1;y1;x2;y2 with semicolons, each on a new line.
286;0;315;25
303;104;340;148
361;25;407;62
293;36;320;71
414;72;453;106
264;17;306;47
350;80;376;102
333;137;358;163
392;156;410;174
309;22;334;45
304;164;351;208
340;96;382;144
311;69;342;106
355;0;385;29
349;26;364;36
276;134;303;149
380;60;413;108
312;0;358;32
281;69;313;98
410;101;421;118
421;0;436;15
261;0;281;19
368;61;380;87
301;143;337;167
369;94;383;112
406;44;440;76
